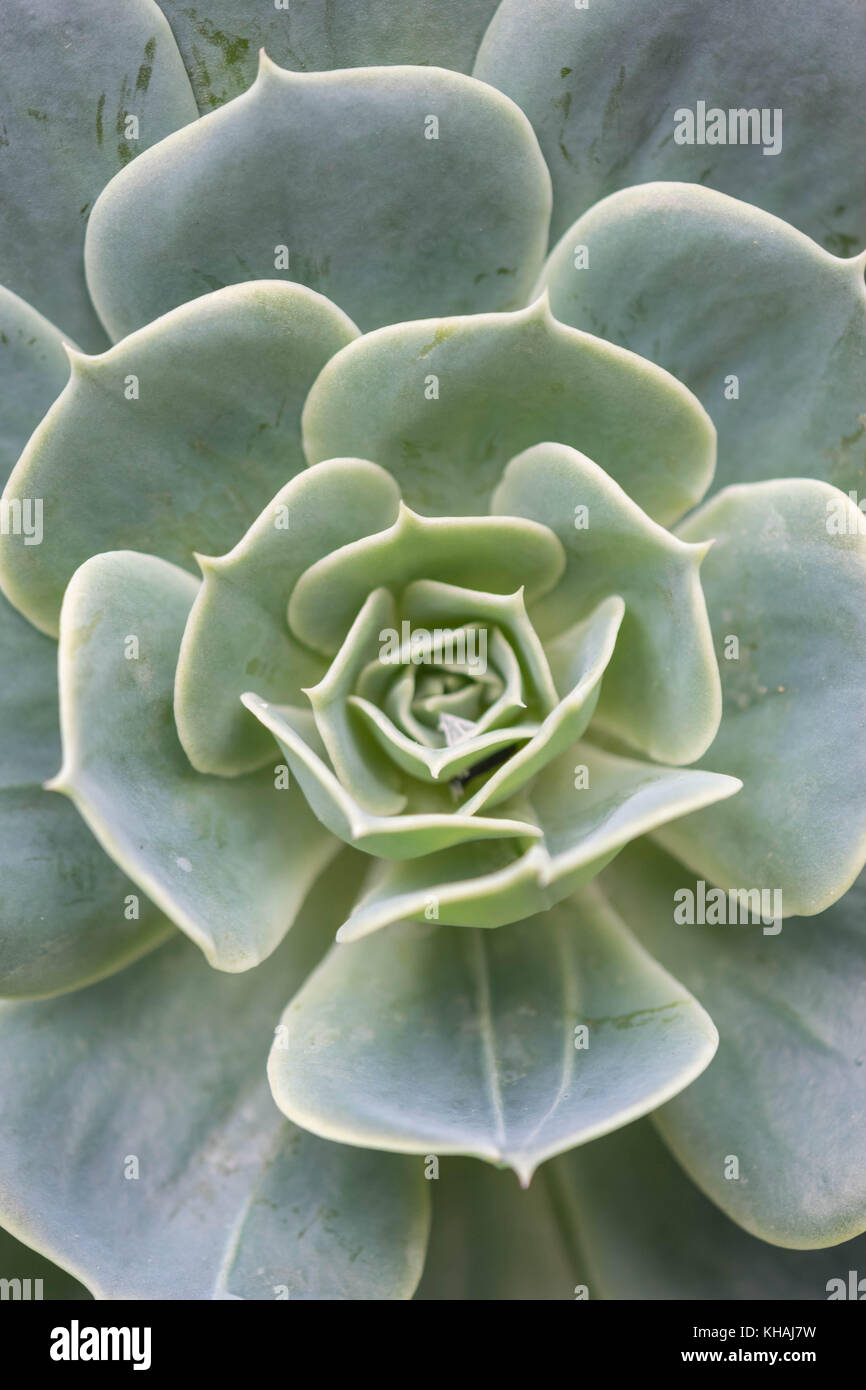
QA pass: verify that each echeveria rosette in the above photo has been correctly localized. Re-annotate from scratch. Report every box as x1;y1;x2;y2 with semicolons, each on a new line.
0;0;864;1303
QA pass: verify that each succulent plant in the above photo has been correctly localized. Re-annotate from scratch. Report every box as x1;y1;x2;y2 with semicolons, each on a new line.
0;0;864;1302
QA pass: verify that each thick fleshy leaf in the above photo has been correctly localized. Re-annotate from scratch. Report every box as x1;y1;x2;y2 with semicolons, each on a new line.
403;580;559;714
0;284;173;997
85;56;551;340
474;0;866;251
656;480;866;916
336;743;740;941
175;458;400;776
351;694;537;785
303;297;715;524
0;783;174;1002
53;550;338;971
414;685;488;726
0;288;71;485
415;1159;587;1301
241;697;540;859
268;885;717;1182
0;1224;91;1301
380;668;457;747
305;588;405;813
555;1119;866;1300
458;597;625;814
157;0;502;109
0;282;357;638
541;184;866;499
358;636;522;748
0;591;172;999
287;502;566;654
600;841;866;1249
0;0;197;350
346;617;539;782
0;854;430;1299
494;443;721;764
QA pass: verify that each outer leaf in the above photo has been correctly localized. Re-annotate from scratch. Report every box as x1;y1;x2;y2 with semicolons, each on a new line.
554;1119;866;1300
0;282;357;637
600;841;866;1249
303;297;716;524
493;442;721;764
0;288;71;484
0;285;172;998
541;183;866;499
287;501;565;654
474;0;866;251
415;1159;587;1301
268;884;718;1182
175;458;401;776
85;56;551;339
53;550;338;972
336;742;740;941
0;853;430;1300
0;0;197;350
0;783;173;1002
157;0;502;109
656;480;866;916
0;589;171;999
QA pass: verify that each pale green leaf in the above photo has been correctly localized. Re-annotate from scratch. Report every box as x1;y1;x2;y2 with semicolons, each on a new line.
494;442;721;764
0;783;174;1001
303;297;715;524
175;457;400;776
0;0;197;349
0;590;172;1000
541;183;866;499
458;596;624;814
403;580;560;714
268;884;717;1182
351;694;537;785
0;854;429;1299
54;550;338;971
304;588;405;813
336;742;740;942
0;287;71;485
555;1118;866;1299
475;0;866;252
85;56;551;339
656;480;866;916
287;500;566;654
415;1159;588;1301
0;282;358;637
241;696;541;859
601;840;866;1248
0;285;172;997
157;0;502;109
